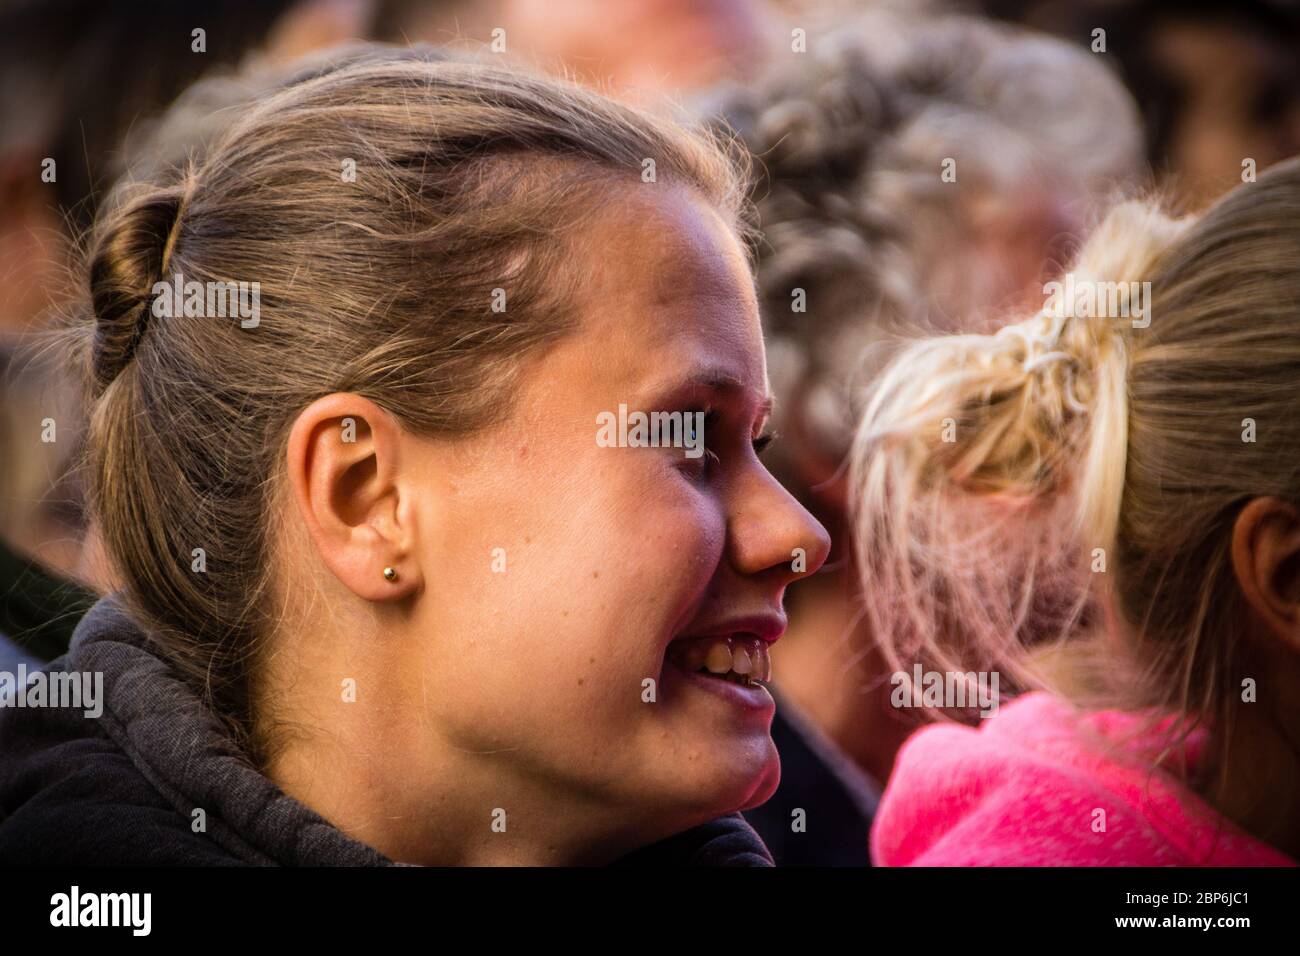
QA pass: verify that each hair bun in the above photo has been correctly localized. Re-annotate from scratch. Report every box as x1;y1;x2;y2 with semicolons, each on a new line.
88;185;188;393
1068;201;1191;298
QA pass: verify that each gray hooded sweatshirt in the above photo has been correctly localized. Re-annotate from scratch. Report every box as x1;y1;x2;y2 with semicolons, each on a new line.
0;595;772;866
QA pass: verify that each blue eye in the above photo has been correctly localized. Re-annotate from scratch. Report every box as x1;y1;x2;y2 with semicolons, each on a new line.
676;410;719;478
679;408;712;443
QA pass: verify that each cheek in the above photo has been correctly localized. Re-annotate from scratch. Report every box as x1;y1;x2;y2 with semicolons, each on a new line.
544;449;727;667
411;445;726;745
598;449;729;610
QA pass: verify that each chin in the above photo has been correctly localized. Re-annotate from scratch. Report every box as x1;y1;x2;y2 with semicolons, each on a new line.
735;753;781;811
676;736;781;819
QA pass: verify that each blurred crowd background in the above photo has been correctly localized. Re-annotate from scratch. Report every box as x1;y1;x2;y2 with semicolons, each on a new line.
1;0;1298;852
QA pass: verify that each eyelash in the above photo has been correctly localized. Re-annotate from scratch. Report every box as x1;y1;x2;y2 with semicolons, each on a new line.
683;410;776;475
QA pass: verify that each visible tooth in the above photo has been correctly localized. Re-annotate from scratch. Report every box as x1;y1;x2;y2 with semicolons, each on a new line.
756;644;771;681
732;644;753;676
685;641;709;671
704;640;734;675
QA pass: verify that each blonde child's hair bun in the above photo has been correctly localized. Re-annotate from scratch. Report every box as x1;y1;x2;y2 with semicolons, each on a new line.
848;196;1192;690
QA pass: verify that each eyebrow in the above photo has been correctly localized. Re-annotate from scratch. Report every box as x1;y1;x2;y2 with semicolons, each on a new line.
647;365;775;421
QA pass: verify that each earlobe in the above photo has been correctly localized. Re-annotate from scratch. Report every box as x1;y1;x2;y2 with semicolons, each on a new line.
1231;497;1300;652
285;392;423;602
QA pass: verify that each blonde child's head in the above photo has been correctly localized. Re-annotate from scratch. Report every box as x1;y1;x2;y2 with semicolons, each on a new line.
850;156;1300;779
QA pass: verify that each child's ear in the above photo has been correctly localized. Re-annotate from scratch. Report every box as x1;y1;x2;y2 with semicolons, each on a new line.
1231;496;1300;652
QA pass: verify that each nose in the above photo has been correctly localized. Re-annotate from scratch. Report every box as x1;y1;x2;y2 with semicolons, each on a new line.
726;465;832;588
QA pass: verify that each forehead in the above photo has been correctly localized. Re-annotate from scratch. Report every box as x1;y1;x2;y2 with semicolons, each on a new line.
568;182;768;402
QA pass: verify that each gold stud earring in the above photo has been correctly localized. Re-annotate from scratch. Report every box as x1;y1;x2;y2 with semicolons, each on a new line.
383;567;398;582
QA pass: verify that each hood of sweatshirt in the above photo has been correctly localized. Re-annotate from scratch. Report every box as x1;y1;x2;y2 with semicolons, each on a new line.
872;691;1297;867
0;594;772;866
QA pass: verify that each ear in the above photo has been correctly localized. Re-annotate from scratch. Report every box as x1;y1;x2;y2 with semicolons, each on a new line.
1231;496;1300;653
285;392;423;602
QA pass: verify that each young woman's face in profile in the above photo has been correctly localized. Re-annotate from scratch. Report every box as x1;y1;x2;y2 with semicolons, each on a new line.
402;182;830;850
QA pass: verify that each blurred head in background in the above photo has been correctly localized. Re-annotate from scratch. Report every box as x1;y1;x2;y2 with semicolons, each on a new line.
977;0;1300;209
711;5;1143;549
371;0;779;104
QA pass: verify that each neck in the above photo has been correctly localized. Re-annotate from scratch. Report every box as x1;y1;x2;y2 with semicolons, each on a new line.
1208;683;1300;861
266;734;633;865
257;605;648;866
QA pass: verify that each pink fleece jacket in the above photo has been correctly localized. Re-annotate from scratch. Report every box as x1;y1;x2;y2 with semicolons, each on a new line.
871;692;1296;866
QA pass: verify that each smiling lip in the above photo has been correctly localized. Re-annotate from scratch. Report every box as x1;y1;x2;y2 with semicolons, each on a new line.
664;656;775;713
661;613;787;713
